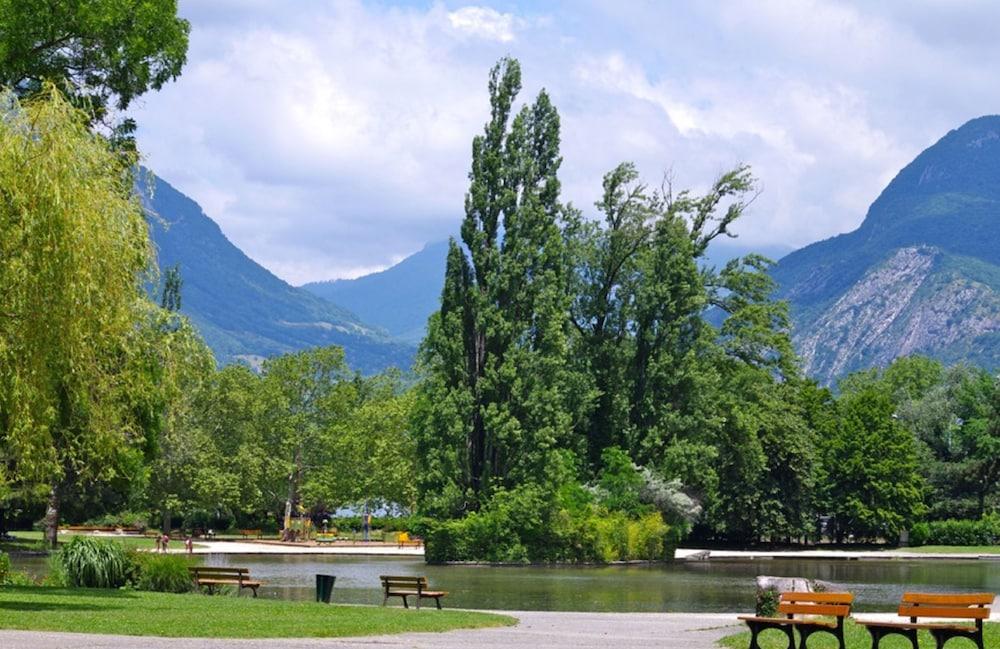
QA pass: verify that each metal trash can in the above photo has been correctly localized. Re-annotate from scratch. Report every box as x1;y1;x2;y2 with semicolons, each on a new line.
315;574;336;603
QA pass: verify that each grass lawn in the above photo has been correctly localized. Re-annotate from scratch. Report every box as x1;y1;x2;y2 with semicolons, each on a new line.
0;586;515;638
2;531;203;553
719;618;1000;648
899;545;1000;554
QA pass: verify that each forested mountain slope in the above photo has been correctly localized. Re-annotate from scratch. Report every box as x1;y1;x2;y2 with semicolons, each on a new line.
142;172;415;372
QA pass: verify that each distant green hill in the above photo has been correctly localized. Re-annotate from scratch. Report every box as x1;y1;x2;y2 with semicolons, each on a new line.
302;240;450;343
772;115;1000;382
142;172;415;373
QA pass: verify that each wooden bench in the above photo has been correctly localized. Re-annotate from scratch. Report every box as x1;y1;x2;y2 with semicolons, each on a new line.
240;529;262;539
379;575;447;610
189;567;261;597
738;592;853;649
857;592;993;649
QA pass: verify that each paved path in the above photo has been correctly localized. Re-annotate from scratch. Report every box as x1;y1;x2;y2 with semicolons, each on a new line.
0;612;742;649
188;540;424;556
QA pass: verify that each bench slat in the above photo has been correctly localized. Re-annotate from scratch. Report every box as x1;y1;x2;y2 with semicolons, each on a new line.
778;603;852;617
897;605;990;619
903;592;993;606
781;592;854;604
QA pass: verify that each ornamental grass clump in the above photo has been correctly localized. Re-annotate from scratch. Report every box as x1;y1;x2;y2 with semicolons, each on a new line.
132;553;193;593
58;536;131;588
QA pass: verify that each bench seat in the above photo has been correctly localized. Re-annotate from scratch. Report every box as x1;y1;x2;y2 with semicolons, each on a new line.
740;592;853;649
858;592;992;649
380;575;447;610
189;567;261;597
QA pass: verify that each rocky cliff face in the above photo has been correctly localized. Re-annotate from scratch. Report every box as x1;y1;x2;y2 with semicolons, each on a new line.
773;115;1000;383
794;247;1000;379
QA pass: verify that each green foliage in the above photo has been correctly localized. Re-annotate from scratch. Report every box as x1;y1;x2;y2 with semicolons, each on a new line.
821;386;925;541
0;0;190;137
415;57;580;517
0;86;154;545
909;515;1000;547
756;587;780;617
58;536;132;588
131;553;193;593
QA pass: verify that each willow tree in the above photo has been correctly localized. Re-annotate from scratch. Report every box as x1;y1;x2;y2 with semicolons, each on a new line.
0;87;151;545
415;58;581;516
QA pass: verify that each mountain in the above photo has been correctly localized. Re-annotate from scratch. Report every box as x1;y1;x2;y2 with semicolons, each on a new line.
301;236;791;347
772;116;1000;383
142;172;415;372
302;240;449;344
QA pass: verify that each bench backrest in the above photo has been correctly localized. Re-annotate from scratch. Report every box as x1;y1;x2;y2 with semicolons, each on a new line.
189;567;251;579
381;575;428;592
899;593;993;623
777;592;853;619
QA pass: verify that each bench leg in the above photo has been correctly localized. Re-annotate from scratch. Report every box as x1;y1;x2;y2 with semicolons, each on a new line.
867;627;918;649
401;595;409;609
435;596;442;610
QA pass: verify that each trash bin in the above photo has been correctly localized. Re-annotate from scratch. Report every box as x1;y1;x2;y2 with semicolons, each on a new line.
315;574;336;603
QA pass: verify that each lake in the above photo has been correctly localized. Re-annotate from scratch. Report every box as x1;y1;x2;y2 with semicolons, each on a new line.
12;553;1000;612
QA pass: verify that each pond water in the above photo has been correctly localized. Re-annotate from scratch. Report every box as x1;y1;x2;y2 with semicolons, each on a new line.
12;553;1000;612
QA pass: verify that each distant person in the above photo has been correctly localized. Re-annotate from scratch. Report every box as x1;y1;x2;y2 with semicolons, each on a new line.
363;513;372;542
154;534;162;553
184;535;193;554
161;533;170;553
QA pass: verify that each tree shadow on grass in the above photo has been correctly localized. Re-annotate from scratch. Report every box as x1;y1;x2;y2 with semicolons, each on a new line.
0;587;139;600
0;601;114;612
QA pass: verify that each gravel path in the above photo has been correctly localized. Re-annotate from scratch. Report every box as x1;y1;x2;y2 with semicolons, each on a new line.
0;611;742;649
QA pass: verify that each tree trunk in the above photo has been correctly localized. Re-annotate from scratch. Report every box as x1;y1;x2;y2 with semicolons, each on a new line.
283;448;302;533
161;507;171;534
43;485;60;549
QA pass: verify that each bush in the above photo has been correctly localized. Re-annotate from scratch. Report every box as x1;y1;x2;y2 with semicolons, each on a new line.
58;536;132;588
83;511;150;531
908;515;1000;547
131;553;193;593
424;488;676;564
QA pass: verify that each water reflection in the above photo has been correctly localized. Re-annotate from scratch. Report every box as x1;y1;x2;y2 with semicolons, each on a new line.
12;553;999;612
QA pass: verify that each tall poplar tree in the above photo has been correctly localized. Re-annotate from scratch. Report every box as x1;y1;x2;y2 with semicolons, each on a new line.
415;58;578;516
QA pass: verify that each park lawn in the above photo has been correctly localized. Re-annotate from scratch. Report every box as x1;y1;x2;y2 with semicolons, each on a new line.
3;531;203;552
899;545;1000;554
0;587;515;638
719;618;1000;649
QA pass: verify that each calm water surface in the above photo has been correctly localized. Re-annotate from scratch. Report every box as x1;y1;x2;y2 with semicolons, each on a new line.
13;554;1000;612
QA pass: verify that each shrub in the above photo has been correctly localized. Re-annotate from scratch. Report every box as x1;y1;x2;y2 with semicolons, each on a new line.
42;554;68;587
84;511;150;531
58;536;132;588
131;553;193;593
908;515;1000;547
756;587;780;617
626;512;670;560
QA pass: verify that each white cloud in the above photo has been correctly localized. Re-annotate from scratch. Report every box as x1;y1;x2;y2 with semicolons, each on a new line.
129;0;1000;285
447;6;518;42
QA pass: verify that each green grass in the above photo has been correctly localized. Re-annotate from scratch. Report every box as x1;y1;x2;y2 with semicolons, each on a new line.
719;618;1000;649
0;587;516;638
899;545;1000;554
2;531;203;553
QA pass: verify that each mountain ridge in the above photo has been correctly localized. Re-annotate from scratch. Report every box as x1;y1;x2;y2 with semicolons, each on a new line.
772;115;1000;382
142;171;415;373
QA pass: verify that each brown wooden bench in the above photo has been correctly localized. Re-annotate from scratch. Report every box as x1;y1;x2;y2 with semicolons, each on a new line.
240;528;262;539
857;592;993;649
738;592;853;649
379;575;447;610
189;567;261;597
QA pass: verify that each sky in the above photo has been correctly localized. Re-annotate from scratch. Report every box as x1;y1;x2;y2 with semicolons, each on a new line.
130;0;1000;285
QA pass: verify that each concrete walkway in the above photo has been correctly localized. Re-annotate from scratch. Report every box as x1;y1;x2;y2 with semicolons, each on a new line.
188;540;424;556
675;548;1000;561
0;612;742;649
